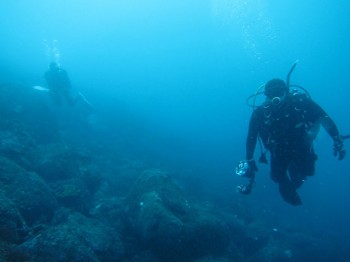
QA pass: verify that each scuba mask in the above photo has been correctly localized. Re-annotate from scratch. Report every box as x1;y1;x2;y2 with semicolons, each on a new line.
264;86;288;107
266;91;287;106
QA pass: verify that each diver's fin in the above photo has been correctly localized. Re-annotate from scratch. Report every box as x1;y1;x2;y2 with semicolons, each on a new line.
78;92;95;111
32;85;50;92
341;134;350;140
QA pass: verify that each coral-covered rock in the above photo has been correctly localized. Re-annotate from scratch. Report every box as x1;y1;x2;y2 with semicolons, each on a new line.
11;211;125;262
51;177;92;214
194;257;232;262
127;169;189;216
0;83;59;145
89;195;125;230
247;239;293;262
181;207;230;260
31;144;92;182
238;221;271;256
137;190;184;243
126;169;230;261
0;192;27;243
125;169;188;258
0;156;57;225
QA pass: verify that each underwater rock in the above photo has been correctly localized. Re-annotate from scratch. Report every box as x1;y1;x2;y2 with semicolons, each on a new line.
232;221;271;257
89;195;125;230
247;239;294;262
0;125;37;171
128;250;158;262
181;207;230;260
126;169;231;261
50;177;92;214
126;169;187;247
0;156;57;226
127;168;189;215
0;192;27;243
137;190;184;242
31;144;92;182
11;211;125;262
108;159;147;197
0;83;59;145
193;256;232;262
287;231;336;262
0;83;60;173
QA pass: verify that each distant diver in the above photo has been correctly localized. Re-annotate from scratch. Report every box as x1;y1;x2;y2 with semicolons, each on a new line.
45;62;76;106
236;62;346;206
43;62;94;111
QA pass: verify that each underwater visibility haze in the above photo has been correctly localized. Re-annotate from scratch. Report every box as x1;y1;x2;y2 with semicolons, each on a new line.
0;0;350;261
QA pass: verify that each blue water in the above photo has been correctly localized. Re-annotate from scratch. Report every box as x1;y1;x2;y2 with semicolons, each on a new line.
1;0;350;257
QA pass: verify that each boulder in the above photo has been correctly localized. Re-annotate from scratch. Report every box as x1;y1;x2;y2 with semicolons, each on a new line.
125;169;230;261
0;192;27;243
0;156;57;225
31;144;92;183
11;211;125;262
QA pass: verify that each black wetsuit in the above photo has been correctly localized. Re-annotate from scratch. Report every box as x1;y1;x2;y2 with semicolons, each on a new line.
246;93;340;205
45;68;74;106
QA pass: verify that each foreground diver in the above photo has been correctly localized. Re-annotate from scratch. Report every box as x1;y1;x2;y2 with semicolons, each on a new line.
240;74;346;206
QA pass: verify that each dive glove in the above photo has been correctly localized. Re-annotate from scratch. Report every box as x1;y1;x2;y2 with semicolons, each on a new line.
333;135;346;160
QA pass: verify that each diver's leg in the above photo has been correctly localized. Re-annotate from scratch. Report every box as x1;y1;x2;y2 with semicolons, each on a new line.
279;179;302;206
49;90;62;106
270;154;288;183
62;89;76;106
271;154;302;206
289;148;317;189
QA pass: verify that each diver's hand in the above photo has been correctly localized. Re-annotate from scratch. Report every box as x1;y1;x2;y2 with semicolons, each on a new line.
247;159;258;173
333;136;346;160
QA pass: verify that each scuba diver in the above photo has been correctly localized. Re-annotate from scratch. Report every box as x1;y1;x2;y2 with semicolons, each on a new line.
45;62;76;106
44;62;94;111
237;63;347;206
